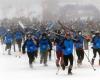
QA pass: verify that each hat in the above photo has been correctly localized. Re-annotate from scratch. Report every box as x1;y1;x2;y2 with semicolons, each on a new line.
42;32;47;37
26;32;32;37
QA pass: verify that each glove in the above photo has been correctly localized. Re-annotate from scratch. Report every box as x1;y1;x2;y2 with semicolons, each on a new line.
91;47;94;49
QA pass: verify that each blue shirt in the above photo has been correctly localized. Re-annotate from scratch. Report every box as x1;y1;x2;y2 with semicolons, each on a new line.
75;35;84;49
23;39;37;53
62;38;74;55
92;36;100;49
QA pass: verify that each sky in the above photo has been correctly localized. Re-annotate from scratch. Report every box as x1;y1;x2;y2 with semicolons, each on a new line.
0;0;42;19
0;0;100;19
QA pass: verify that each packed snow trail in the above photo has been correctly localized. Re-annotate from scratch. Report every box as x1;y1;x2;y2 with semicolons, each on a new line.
0;43;100;80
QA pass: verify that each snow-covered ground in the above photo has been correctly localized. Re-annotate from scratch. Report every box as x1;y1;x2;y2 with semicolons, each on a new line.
0;42;100;80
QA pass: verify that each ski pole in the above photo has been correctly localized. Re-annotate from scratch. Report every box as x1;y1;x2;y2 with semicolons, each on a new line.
84;51;96;71
73;46;77;69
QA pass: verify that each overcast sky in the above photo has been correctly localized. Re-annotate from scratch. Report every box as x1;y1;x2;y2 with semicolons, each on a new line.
61;0;100;7
0;0;100;19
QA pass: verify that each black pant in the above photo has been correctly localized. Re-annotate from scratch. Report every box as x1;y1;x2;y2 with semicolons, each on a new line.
5;43;11;50
93;48;100;59
40;51;48;64
27;52;35;64
34;50;38;58
16;39;22;52
63;54;73;67
48;49;52;60
76;49;84;62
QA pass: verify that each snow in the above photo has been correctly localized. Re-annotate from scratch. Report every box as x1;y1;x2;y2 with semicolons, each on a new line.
0;42;100;80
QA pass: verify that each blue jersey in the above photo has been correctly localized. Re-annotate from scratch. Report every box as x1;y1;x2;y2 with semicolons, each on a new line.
62;38;74;55
15;31;23;40
39;37;50;52
92;36;100;49
22;39;37;53
4;32;13;44
55;35;64;51
35;31;41;38
75;35;84;49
